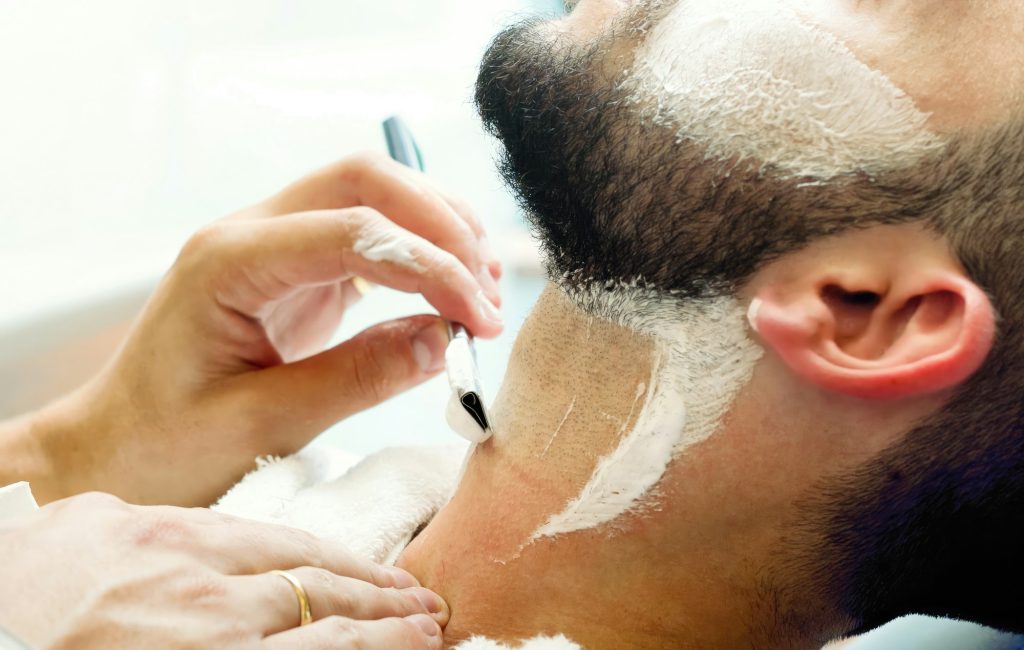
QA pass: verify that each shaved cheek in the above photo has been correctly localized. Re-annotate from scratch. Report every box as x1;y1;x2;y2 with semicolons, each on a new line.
528;288;763;541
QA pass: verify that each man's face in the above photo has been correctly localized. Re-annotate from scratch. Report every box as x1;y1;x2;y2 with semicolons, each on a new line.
476;0;1024;633
474;0;1021;298
557;0;1022;130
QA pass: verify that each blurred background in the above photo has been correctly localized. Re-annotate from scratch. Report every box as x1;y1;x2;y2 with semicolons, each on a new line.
0;0;563;453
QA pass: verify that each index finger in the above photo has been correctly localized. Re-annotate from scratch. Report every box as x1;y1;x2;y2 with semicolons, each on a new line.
203;208;503;338
266;153;500;305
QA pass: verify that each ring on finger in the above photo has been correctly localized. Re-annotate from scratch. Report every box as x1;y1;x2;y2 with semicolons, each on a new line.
271;570;313;627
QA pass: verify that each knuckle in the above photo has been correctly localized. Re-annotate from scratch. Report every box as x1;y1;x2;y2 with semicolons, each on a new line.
326;588;360;619
364;563;392;588
300;566;337;591
130;513;194;548
323;616;363;647
371;587;412;618
175;223;243;286
175;572;230;606
398;618;434;648
343;205;385;231
68;491;124;510
181;222;231;260
283;527;324;565
339;151;389;184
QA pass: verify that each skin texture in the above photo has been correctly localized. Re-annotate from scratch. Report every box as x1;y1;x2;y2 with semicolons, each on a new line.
0;152;503;506
398;1;1024;648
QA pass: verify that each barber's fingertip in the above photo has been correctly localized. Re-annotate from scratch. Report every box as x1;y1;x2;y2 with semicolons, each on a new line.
412;320;449;375
407;614;441;638
385;566;421;589
479;235;503;280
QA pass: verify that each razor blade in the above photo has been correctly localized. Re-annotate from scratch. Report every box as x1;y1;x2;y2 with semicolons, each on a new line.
445;322;492;441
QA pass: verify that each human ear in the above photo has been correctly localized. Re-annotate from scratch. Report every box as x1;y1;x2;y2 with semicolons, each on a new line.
747;253;996;400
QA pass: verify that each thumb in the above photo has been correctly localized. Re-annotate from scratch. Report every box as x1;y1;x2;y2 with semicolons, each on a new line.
233;315;450;444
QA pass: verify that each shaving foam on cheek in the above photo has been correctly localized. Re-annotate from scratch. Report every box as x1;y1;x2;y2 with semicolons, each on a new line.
626;0;943;178
530;285;763;540
352;229;424;272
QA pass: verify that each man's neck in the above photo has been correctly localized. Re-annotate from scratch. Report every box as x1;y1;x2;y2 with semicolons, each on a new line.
399;285;816;648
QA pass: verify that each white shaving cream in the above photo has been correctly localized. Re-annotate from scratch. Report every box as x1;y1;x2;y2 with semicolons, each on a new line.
626;0;942;178
531;284;763;540
352;229;424;271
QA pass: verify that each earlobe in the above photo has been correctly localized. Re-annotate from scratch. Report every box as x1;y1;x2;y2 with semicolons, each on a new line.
749;273;996;400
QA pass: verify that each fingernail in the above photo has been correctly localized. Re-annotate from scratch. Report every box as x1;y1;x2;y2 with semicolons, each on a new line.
385;566;420;589
476;268;502;307
412;321;449;374
350;276;376;296
407;614;441;637
479;236;502;281
475;290;503;326
410;588;444;614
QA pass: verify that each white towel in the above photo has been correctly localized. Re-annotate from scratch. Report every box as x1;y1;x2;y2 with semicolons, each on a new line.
214;444;465;565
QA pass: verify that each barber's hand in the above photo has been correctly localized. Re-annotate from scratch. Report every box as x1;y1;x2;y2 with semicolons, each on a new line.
33;153;503;505
0;492;448;649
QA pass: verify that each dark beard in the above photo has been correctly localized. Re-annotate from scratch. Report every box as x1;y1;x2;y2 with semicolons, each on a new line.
475;20;975;299
474;15;1024;635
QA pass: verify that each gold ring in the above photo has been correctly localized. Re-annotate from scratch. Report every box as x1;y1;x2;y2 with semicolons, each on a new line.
271;570;313;627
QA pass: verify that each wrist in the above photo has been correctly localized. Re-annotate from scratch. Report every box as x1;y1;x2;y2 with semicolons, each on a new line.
0;387;103;504
0;409;58;502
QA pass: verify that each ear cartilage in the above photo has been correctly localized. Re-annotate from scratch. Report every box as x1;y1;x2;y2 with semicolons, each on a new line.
444;322;493;443
746;297;763;333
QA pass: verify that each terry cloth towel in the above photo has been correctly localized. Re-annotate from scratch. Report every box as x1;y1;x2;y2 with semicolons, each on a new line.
214;444;465;565
215;445;582;649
